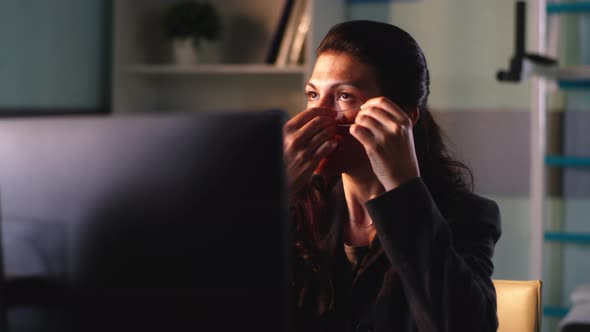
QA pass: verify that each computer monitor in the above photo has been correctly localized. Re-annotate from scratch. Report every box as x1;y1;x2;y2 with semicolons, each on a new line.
0;111;291;331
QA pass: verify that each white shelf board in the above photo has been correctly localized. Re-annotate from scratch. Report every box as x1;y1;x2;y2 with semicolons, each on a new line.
124;64;309;75
527;63;590;80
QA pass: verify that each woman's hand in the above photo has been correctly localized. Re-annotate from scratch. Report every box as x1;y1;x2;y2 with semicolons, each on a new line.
283;107;339;197
349;97;420;192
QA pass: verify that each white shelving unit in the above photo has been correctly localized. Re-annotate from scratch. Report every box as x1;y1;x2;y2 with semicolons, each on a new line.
530;0;549;286
526;1;590;330
111;0;346;115
124;64;309;75
533;65;590;80
500;2;590;330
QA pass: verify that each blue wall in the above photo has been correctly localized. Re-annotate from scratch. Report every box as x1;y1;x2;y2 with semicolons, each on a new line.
0;0;110;110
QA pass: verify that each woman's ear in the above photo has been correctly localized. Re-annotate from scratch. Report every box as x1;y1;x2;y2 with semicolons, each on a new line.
408;107;420;127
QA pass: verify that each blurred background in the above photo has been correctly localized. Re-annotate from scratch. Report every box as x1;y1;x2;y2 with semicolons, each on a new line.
1;0;589;331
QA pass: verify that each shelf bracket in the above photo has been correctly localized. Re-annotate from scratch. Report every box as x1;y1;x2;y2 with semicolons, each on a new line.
497;1;558;83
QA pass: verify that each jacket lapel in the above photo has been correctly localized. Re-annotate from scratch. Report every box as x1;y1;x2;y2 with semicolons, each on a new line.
352;238;386;286
325;179;390;287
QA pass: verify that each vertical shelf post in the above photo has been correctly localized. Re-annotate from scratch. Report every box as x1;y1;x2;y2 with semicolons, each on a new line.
530;0;547;282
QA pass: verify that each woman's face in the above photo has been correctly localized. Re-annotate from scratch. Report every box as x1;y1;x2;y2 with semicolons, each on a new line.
306;52;381;175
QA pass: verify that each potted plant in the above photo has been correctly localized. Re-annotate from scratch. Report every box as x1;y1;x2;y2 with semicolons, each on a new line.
164;1;222;65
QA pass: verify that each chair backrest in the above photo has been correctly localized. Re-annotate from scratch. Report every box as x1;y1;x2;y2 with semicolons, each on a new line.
493;279;542;332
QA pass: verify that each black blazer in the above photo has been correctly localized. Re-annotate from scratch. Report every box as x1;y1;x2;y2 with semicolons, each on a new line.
293;177;502;332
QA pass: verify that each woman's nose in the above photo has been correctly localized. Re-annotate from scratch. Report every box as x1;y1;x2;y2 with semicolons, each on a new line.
315;96;335;109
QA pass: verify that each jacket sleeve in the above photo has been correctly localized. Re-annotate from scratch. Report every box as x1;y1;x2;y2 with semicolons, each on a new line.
365;177;501;332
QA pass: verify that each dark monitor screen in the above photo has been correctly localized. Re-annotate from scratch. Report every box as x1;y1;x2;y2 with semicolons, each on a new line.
0;111;290;331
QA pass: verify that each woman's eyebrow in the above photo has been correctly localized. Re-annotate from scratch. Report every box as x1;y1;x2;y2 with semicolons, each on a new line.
306;80;364;89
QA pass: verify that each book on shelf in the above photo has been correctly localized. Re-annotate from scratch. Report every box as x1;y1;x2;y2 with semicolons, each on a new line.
275;0;309;67
288;0;311;65
265;0;295;64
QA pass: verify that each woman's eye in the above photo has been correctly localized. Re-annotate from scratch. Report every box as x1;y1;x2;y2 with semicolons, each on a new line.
306;91;318;100
338;92;353;101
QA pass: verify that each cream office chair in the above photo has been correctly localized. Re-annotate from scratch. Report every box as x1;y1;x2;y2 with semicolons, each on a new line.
494;279;542;332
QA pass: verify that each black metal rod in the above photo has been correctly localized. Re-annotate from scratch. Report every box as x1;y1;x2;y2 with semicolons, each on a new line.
516;1;526;57
0;195;6;332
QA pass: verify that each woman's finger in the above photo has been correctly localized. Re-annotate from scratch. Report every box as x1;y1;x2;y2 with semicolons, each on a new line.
355;110;386;135
284;107;337;133
314;139;339;160
349;124;375;149
357;107;397;129
306;125;337;153
288;115;336;150
361;97;411;126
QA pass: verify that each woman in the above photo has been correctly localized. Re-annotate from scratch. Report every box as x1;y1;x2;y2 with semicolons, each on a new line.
283;21;501;332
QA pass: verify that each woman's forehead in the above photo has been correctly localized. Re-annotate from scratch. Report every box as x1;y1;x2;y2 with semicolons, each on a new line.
310;53;375;84
308;53;377;91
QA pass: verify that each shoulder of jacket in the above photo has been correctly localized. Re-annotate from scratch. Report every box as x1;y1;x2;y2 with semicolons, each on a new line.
463;192;499;211
443;191;500;225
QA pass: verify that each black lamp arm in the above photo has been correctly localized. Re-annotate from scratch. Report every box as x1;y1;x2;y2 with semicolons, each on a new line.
497;1;558;82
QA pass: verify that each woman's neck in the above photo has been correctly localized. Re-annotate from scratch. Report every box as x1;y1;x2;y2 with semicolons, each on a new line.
341;165;384;246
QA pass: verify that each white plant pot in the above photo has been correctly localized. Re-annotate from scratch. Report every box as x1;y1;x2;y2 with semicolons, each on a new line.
173;38;199;65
